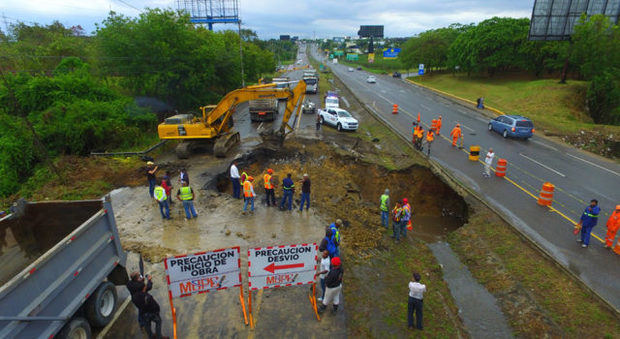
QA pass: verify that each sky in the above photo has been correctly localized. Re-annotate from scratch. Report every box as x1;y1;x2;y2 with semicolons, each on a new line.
1;0;535;38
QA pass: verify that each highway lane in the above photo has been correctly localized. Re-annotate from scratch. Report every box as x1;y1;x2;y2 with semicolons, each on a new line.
310;47;620;309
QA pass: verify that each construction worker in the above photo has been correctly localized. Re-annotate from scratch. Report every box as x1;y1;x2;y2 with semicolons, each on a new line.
299;174;311;211
146;161;158;198
243;176;255;214
575;199;600;248
380;189;391;228
230;161;241;199
176;180;197;220
264;169;276;207
425;128;434;157
415;125;424;151
411;122;417;145
390;201;403;240
153;180;171;220
450;123;463;148
604;205;620;248
400;198;412;241
436;115;442;135
329;219;342;257
280;173;295;210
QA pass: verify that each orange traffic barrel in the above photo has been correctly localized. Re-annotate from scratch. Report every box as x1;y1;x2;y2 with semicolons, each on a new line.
469;145;480;161
537;182;555;206
431;119;437;131
495;158;507;177
392;104;398;114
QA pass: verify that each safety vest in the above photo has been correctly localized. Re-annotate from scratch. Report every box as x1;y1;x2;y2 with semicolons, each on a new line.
179;186;193;201
329;223;340;243
392;206;402;222
380;194;389;211
415;127;424;139
451;127;462;138
264;174;273;189
243;180;254;198
402;204;411;221
154;186;166;202
426;131;434;142
608;211;620;232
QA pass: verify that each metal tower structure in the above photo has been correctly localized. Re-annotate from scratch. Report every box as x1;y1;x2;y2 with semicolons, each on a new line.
177;0;240;30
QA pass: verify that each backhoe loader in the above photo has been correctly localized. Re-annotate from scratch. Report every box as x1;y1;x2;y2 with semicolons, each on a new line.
158;81;307;158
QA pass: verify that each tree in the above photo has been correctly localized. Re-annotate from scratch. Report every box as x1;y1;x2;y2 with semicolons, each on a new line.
401;24;467;72
571;14;620;80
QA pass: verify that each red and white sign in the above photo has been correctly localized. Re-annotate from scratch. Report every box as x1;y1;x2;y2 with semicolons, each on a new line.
164;247;241;298
247;243;317;290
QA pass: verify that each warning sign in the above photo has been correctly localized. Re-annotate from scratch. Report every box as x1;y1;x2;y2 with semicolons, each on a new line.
164;247;241;298
248;243;317;290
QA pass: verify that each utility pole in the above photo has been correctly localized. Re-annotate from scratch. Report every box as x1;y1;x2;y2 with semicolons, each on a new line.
238;20;245;87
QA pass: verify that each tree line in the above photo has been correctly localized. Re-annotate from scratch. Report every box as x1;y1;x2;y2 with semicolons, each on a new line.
0;9;283;197
400;15;619;125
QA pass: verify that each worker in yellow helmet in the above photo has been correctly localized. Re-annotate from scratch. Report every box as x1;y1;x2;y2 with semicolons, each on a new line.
243;176;255;214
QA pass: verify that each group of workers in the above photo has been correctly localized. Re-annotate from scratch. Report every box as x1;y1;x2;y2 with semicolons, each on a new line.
380;189;413;242
317;219;344;313
575;200;620;254
229;160;312;214
146;162;198;220
411;113;437;156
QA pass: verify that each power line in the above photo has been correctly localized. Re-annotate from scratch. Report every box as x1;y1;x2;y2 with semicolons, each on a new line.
112;0;141;12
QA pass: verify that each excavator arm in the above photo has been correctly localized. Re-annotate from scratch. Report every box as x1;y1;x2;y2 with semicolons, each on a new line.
278;80;307;135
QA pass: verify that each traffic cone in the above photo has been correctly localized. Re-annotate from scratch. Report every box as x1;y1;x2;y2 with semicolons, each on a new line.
392;104;398;114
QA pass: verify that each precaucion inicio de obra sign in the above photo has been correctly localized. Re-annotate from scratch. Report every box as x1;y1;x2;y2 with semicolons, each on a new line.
248;243;317;290
164;247;241;298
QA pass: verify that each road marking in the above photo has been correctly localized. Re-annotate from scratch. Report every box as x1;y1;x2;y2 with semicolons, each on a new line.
531;139;558;151
460;124;475;132
565;153;620;177
341;96;351;108
519;153;566;177
420;103;431;111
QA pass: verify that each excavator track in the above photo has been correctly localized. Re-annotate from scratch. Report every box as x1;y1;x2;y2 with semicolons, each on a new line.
214;132;240;157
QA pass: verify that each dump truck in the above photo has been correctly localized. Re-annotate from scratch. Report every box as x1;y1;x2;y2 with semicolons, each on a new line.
0;198;129;339
249;98;278;122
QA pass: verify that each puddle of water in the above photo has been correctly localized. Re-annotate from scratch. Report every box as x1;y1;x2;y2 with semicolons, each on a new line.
410;215;462;242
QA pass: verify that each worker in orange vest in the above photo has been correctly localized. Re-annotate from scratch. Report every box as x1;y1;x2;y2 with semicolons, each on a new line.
436;115;442;135
425;128;435;156
450;124;463;148
264;168;277;207
414;125;424;151
605;205;620;248
243;176;255;214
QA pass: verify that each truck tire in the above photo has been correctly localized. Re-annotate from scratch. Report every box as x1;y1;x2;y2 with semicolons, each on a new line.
57;317;91;339
85;281;117;328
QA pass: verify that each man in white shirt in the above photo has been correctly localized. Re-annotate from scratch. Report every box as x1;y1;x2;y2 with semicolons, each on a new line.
408;272;426;330
230;160;241;199
483;148;495;177
317;250;330;301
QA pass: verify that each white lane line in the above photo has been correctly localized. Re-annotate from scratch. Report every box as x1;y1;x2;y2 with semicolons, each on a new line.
565;153;620;177
460;124;475;132
531;139;558;151
341;96;351;108
420;103;431;111
519;153;566;177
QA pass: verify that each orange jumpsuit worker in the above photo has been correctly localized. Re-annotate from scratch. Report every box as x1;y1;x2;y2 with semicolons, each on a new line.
450;124;463;148
605;205;620;248
436;116;442;135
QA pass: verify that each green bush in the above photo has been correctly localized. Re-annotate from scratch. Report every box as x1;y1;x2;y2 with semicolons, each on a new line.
587;72;620;125
0;112;36;196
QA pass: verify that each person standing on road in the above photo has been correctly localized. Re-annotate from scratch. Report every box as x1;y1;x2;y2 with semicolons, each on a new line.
153;181;171;220
299;174;311;211
319;257;343;314
407;272;426;330
604;205;620;249
575;199;600;248
317;249;331;301
425;129;435;157
415;126;424;151
411;122;417;145
391;201;403;240
243;176;256;214
483;148;495;177
436;116;442;135
280;173;295;210
450;124;463;148
230;161;241;199
176;180;198;220
127;272;168;339
264;168;276;207
146;161;158;198
380;189;391;228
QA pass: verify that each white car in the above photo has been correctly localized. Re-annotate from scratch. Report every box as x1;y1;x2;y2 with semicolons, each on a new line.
348;67;354;72
366;75;376;83
318;108;358;131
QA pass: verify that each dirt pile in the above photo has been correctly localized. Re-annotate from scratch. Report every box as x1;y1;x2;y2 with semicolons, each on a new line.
560;129;619;158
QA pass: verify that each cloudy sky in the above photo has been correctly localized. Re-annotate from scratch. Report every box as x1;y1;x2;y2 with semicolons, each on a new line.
1;0;534;38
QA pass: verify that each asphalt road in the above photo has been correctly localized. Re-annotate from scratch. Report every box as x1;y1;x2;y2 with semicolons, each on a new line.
309;46;620;310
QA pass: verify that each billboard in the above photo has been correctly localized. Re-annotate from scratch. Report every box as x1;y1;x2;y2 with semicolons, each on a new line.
368;53;375;63
383;48;401;59
333;50;345;56
529;0;620;41
280;35;290;41
346;53;359;61
358;25;384;38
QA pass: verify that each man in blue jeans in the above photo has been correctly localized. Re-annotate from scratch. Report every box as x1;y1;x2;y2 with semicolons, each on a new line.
280;173;295;210
380;188;390;228
299;174;311;211
153;182;170;220
176;180;198;220
146;161;158;198
408;272;426;330
576;199;600;248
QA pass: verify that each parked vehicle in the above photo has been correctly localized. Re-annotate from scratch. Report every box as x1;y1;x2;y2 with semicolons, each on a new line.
392;71;401;78
249;99;278;122
488;115;535;139
356;66;362;70
317;107;359;131
302;100;316;114
325;92;339;109
366;75;376;83
0;198;129;339
348;67;354;72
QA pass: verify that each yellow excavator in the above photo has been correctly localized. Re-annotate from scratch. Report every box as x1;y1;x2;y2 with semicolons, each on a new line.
158;80;307;158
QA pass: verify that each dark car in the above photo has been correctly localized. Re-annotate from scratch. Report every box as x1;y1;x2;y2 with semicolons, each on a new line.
488;115;534;139
356;66;362;70
392;71;401;78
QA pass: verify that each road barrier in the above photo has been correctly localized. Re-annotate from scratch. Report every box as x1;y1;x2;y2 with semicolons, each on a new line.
431;119;437;131
392;104;398;114
495;158;507;177
469;145;480;161
537;182;555;206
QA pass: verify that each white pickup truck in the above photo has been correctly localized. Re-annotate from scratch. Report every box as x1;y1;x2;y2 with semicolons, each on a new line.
317;107;359;131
